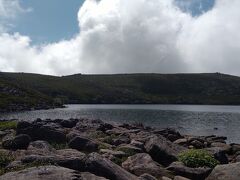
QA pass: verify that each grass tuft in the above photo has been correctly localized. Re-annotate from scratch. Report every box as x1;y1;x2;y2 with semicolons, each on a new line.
0;121;17;131
178;149;219;168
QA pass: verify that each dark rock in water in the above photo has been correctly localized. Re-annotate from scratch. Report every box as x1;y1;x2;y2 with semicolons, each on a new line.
85;152;138;180
2;134;31;150
60;119;78;128
68;136;99;152
145;135;186;166
167;162;212;180
16;121;66;143
138;173;158;180
0;165;108;180
206;162;240;180
122;153;173;178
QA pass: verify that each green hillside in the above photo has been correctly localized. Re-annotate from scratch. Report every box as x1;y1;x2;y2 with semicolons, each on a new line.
1;72;240;105
0;73;62;112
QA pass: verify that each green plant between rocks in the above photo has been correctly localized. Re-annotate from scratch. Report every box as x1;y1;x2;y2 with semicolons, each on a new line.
178;149;219;168
0;151;14;175
0;121;17;131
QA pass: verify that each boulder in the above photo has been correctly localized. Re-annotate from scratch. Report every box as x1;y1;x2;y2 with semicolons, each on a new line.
2;134;31;150
21;149;86;171
231;144;240;154
16;121;66;143
167;162;212;180
174;176;191;180
59;119;78;128
85;152;138;180
174;139;188;146
0;165;108;180
97;123;114;132
68;136;99;152
205;147;228;164
112;135;131;146
210;142;232;153
122;153;172;178
154;128;183;142
27;140;54;154
138;173;158;180
116;144;143;156
190;140;204;149
100;149;126;158
145;135;186;166
206;162;240;180
130;140;145;150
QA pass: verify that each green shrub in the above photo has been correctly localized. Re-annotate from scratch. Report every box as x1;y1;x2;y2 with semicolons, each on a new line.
178;149;219;168
0;121;17;130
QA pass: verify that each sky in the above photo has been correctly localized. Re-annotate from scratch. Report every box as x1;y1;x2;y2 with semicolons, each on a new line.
0;0;240;76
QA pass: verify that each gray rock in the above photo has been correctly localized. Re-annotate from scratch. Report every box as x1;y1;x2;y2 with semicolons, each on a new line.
122;153;172;178
190;140;204;149
85;152;138;180
117;144;143;156
145;135;186;166
112;135;131;146
167;162;212;180
68;136;99;152
0;165;108;180
205;147;228;164
100;149;126;158
174;176;191;180
231;144;240;154
21;149;86;171
2;134;31;150
206;162;240;180
138;173;158;180
60;119;78;128
130;140;144;150
16;121;66;143
27;140;54;153
174;139;188;146
211;142;232;153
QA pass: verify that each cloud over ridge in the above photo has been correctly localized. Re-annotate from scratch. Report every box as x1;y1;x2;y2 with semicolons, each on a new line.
0;0;240;75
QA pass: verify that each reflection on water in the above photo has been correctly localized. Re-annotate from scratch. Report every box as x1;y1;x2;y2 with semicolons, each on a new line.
1;104;240;143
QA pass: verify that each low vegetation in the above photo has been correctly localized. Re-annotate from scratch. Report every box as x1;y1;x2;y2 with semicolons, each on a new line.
178;149;219;168
0;152;14;175
0;121;17;130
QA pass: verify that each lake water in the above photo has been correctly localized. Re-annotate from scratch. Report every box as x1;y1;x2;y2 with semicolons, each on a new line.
1;104;240;143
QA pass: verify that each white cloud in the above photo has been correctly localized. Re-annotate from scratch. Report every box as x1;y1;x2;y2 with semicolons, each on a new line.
0;0;240;75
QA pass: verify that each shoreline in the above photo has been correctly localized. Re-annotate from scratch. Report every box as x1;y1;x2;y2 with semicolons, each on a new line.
0;118;239;179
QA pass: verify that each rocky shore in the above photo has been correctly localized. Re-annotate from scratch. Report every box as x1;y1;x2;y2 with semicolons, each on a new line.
0;118;239;180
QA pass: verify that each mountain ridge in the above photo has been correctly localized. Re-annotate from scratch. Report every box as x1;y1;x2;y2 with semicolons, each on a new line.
1;72;240;108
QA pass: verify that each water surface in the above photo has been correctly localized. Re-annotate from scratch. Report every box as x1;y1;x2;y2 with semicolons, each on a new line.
1;104;240;143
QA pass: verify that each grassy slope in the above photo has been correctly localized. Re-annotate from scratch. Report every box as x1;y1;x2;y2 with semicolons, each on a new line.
1;72;240;105
0;73;56;112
